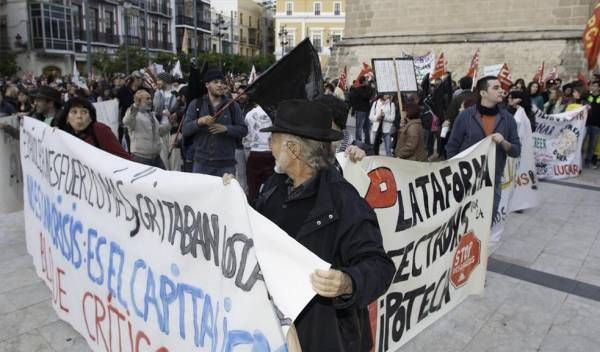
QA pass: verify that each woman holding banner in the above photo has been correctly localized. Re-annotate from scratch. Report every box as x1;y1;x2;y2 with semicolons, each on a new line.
55;97;132;160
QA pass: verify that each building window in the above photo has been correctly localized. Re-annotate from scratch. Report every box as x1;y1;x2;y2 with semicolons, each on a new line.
314;2;321;16
285;2;293;16
330;31;342;46
162;23;169;49
285;33;294;53
72;5;82;39
105;10;114;41
311;31;322;52
240;13;243;25
249;16;252;28
89;8;99;41
334;2;341;15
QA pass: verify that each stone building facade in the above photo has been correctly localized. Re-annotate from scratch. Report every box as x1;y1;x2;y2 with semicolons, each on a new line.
325;0;595;85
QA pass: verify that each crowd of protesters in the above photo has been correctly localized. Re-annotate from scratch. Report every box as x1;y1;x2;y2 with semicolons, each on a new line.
1;65;600;205
326;71;600;170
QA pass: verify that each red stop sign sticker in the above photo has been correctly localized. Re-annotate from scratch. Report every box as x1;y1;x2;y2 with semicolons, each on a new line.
450;231;481;288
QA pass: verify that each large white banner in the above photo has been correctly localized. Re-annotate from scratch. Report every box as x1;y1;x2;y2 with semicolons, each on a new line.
93;99;119;137
339;137;496;350
20;117;329;352
491;107;540;250
0;115;23;213
534;106;588;180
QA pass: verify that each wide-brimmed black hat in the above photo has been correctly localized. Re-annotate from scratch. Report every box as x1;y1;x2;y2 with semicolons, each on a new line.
29;86;62;104
260;99;343;142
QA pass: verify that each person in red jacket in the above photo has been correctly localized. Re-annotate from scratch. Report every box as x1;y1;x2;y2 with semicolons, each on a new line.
55;97;131;160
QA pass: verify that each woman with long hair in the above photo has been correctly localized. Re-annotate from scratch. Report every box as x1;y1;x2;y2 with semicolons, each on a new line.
55;97;131;160
527;81;545;110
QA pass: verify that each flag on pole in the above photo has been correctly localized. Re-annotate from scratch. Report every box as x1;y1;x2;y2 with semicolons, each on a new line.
430;53;445;81
497;63;513;91
532;62;545;83
544;66;558;82
181;29;189;54
583;2;600;70
72;62;88;90
338;66;348;91
142;67;158;91
467;49;480;79
248;65;258;84
353;63;373;87
171;60;183;79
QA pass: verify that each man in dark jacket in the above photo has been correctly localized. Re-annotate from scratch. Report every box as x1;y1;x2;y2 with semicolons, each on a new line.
182;69;248;176
446;76;521;221
253;99;395;351
349;76;374;144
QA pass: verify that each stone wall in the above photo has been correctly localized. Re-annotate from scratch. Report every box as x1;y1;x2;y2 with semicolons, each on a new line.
325;0;595;84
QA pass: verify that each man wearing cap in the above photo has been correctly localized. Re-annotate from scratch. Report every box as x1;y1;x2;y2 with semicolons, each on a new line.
182;68;247;176
30;86;63;126
252;99;394;351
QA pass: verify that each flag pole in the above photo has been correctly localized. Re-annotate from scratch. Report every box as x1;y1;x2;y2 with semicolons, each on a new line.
392;58;406;122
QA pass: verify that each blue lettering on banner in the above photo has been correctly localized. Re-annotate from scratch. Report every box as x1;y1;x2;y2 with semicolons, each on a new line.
25;174;278;351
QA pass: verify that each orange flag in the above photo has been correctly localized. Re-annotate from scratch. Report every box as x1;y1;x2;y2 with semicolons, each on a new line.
431;53;445;81
338;66;348;91
532;62;545;83
497;63;513;91
467;49;480;78
583;1;600;70
578;72;590;90
353;63;373;87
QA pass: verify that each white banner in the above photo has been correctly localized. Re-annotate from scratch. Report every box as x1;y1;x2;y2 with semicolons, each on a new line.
534;106;588;180
491;107;540;249
0;115;23;213
483;64;503;77
20;117;329;352
413;52;435;83
339;137;496;350
93;99;119;138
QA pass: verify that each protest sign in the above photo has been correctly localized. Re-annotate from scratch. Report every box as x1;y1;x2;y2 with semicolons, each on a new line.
490;107;540;250
372;58;418;94
93;99;119;137
339;137;496;350
533;106;588;180
0;115;23;213
20;117;329;352
413;52;435;82
483;64;503;77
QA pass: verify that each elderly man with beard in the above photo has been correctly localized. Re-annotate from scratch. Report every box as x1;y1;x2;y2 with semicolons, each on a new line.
123;90;170;168
230;99;394;351
446;76;521;221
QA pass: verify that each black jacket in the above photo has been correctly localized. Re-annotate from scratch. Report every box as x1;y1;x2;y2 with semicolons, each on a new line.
255;167;395;352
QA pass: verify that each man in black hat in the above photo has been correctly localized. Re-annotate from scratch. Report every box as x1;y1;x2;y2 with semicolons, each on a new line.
30;86;62;126
250;99;394;352
182;68;247;176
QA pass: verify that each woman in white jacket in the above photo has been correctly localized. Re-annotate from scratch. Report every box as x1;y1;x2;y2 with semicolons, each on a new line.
369;94;396;156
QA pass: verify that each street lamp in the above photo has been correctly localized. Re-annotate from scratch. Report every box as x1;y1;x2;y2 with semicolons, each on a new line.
119;0;133;73
213;11;228;67
277;24;288;57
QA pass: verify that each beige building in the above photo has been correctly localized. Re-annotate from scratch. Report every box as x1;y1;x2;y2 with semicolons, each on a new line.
211;0;274;56
326;0;595;84
275;0;346;67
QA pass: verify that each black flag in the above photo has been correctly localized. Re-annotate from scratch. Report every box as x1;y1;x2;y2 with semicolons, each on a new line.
186;58;208;102
244;38;323;119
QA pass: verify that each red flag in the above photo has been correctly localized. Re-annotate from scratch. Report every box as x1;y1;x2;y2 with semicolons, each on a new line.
467;49;480;78
544;66;558;82
353;63;373;87
583;2;600;70
338;66;347;91
578;72;590;90
497;63;513;91
532;62;545;83
431;53;445;81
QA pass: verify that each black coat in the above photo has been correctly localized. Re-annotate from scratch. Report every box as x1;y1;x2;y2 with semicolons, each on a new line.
255;167;395;352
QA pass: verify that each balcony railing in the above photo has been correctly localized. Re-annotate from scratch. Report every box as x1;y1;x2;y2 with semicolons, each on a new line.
175;16;210;31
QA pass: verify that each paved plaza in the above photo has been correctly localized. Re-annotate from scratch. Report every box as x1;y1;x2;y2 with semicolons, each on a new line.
0;168;599;351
